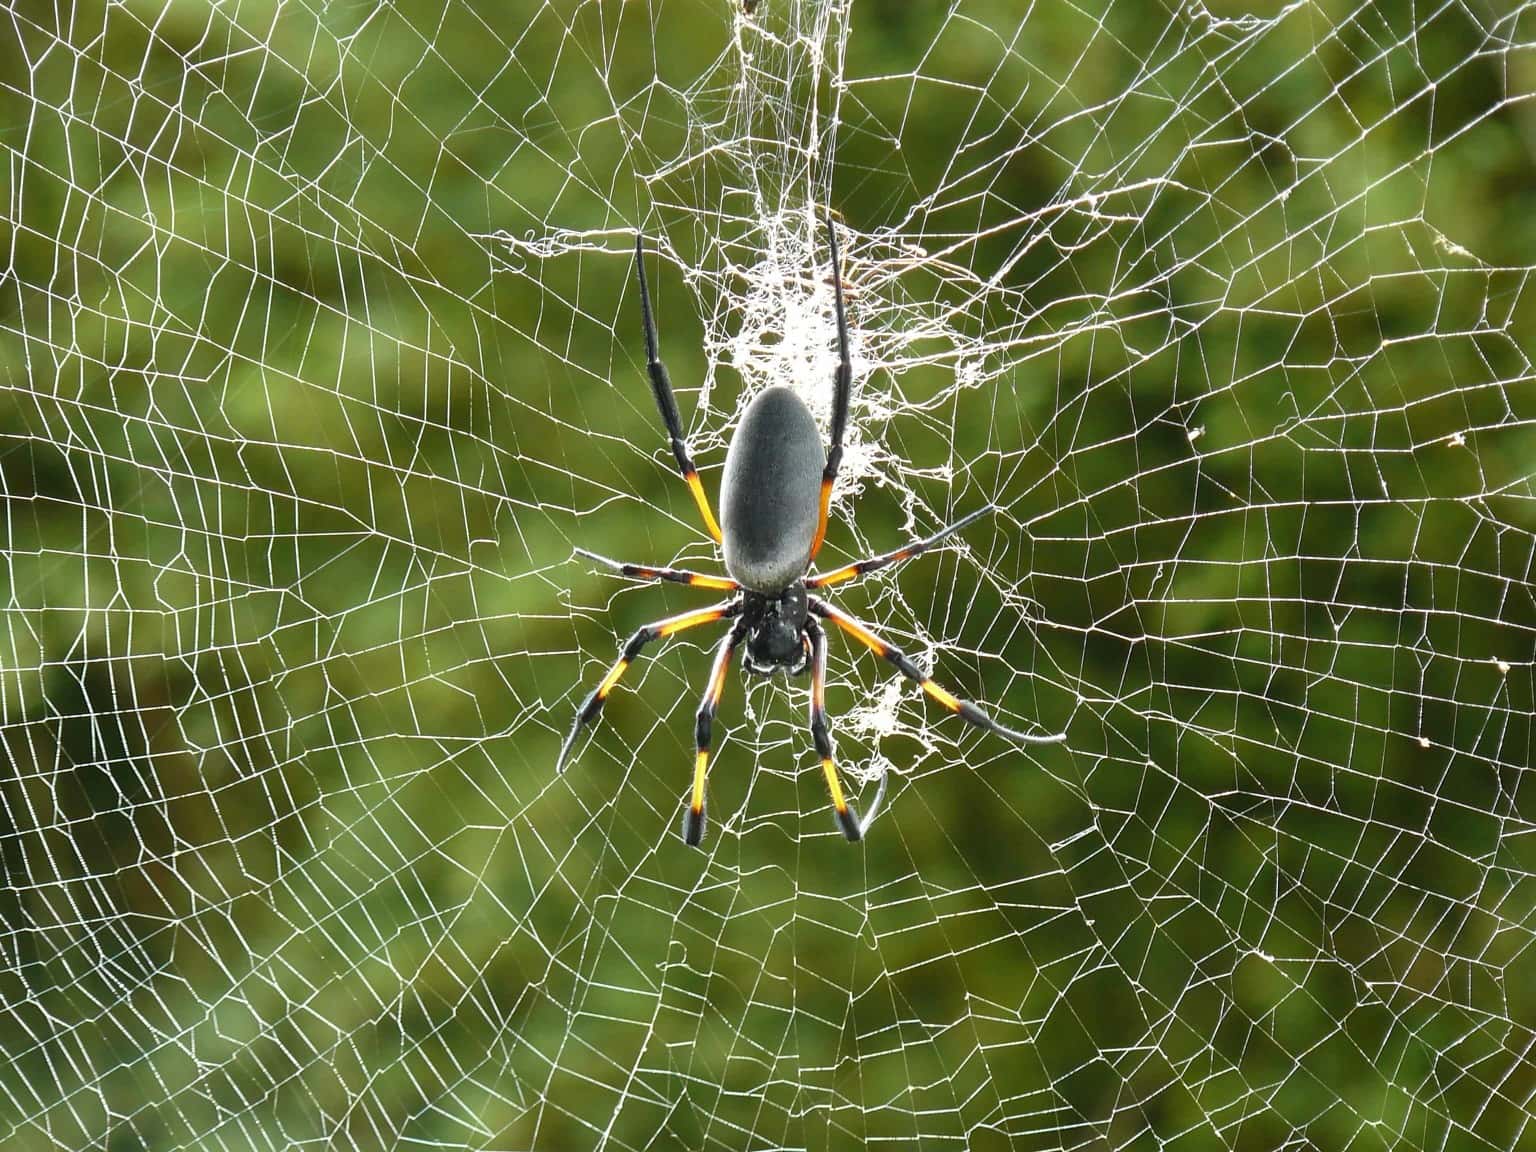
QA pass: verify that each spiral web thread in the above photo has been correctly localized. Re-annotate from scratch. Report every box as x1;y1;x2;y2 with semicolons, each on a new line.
2;0;1534;1148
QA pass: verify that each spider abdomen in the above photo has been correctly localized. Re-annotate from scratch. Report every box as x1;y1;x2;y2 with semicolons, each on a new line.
720;385;823;592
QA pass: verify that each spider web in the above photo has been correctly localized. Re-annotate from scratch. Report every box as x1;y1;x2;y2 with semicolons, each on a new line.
2;0;1534;1148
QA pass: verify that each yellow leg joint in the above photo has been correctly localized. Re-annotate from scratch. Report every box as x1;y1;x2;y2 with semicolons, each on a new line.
660;607;725;637
686;472;723;543
821;757;848;814
810;476;834;557
691;748;710;813
921;679;962;713
597;659;629;699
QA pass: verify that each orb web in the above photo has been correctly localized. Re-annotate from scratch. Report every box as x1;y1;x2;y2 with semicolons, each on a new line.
2;0;1533;1149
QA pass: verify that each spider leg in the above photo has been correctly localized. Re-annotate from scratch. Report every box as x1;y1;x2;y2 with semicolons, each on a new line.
685;617;749;846
806;617;869;841
634;235;724;543
575;547;739;591
809;214;851;560
556;599;742;773
807;505;994;589
809;596;1067;745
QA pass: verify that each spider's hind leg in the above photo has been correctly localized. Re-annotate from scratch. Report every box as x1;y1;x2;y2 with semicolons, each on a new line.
807;505;996;589
634;236;724;543
575;547;738;591
810;215;852;560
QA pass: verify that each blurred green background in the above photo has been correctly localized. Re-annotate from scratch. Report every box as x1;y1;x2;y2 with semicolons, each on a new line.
2;0;1534;1148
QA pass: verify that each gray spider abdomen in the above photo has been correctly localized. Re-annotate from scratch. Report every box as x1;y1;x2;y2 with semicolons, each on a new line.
720;385;824;592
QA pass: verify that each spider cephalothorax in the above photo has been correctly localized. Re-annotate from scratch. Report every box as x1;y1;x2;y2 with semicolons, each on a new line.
742;586;810;675
558;217;1067;847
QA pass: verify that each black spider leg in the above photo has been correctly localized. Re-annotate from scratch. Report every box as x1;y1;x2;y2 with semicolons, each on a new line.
685;617;749;846
806;505;995;589
556;599;742;773
575;547;739;592
806;616;878;841
810;214;851;559
809;597;1067;745
634;235;723;543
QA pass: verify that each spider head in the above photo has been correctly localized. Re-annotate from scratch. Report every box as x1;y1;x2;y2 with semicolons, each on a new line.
745;619;807;675
742;585;810;676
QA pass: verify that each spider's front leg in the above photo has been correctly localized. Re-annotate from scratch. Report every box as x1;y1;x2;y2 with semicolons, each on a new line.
685;617;749;846
806;616;865;841
810;597;1067;745
556;599;741;773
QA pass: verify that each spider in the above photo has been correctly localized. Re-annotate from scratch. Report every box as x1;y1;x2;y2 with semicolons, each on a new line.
558;218;1066;846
